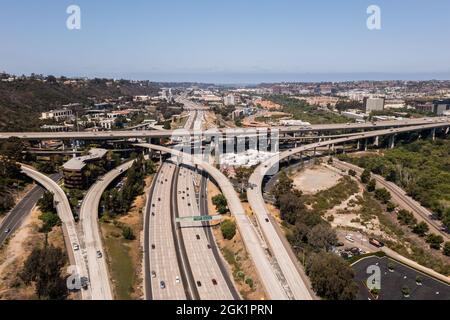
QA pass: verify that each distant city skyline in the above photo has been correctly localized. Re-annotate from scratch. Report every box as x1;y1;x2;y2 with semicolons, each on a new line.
2;0;450;83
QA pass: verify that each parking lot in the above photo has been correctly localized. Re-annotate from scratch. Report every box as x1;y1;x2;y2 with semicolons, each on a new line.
352;256;450;300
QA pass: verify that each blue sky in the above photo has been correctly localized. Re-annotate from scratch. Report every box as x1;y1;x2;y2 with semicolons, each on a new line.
1;0;450;83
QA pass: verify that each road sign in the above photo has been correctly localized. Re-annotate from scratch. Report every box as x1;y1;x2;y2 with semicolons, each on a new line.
176;215;222;223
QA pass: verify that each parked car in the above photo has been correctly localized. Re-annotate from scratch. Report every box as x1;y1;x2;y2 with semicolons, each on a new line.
96;251;103;259
73;243;80;251
160;281;166;289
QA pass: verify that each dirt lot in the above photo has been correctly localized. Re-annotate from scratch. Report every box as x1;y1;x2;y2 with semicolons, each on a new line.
0;207;68;300
291;166;341;194
207;181;267;300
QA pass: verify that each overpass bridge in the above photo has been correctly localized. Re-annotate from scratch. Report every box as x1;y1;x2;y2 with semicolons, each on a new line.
0;117;446;141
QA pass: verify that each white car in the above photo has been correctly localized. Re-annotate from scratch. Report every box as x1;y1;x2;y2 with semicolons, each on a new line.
73;243;80;251
175;276;181;284
345;235;355;243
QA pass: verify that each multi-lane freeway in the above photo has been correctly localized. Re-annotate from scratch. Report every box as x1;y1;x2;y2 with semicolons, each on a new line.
146;162;188;300
176;165;235;300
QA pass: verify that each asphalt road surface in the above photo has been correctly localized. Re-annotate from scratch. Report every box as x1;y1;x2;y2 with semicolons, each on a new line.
0;173;61;245
147;162;187;300
176;165;234;300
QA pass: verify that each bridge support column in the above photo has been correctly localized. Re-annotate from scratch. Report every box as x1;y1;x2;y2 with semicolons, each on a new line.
356;140;360;151
389;135;395;149
431;128;436;141
374;136;379;147
364;139;368;152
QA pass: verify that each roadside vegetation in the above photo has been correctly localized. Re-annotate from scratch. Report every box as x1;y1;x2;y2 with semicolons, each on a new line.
99;154;155;299
271;171;358;300
101;154;155;218
346;164;450;275
19;244;68;300
37;192;61;233
0;138;29;216
265;95;350;124
338;138;450;231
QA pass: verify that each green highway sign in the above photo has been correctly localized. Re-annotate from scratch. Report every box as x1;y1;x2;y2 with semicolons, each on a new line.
176;215;223;223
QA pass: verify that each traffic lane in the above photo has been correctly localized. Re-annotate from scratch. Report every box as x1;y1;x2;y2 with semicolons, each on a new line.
150;163;186;300
0;174;61;244
177;167;233;300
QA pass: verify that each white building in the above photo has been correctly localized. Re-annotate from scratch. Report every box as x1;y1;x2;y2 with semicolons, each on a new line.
40;109;73;121
364;98;385;113
224;94;236;106
100;119;115;130
279;120;312;127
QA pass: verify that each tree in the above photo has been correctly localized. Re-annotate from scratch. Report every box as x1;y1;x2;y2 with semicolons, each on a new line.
367;179;376;192
163;120;171;130
412;222;429;237
361;169;372;184
386;202;397;213
426;234;444;250
307;224;338;252
306;252;358;300
271;171;295;204
397;210;417;226
348;169;357;177
221;219;236;240
20;245;68;300
122;226;135;240
212;194;229;214
38;192;56;214
278;192;306;225
443;242;450;257
374;188;392;204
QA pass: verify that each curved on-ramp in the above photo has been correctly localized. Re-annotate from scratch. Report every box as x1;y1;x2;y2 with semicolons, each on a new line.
20;165;92;300
80;160;136;300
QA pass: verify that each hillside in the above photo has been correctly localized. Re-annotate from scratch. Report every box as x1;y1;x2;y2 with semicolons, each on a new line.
0;76;161;131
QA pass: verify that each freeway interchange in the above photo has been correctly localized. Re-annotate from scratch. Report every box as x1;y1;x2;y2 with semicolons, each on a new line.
2;107;450;300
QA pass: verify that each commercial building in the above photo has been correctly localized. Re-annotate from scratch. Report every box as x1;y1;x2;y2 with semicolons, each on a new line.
341;111;368;121
224;94;236;106
433;99;450;115
364;97;385;113
279;120;312;127
63;148;108;189
40;109;73;121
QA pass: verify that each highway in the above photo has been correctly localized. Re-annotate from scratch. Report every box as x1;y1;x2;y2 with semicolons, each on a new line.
333;159;449;240
1;117;447;141
136;143;290;300
176;165;235;300
146;162;187;300
80;160;136;300
0;173;61;245
247;121;450;299
20;165;92;300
